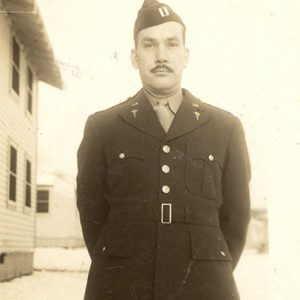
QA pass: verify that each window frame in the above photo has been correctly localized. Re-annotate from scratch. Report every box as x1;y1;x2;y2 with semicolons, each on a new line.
26;67;34;115
7;142;18;203
11;37;21;97
36;188;50;213
24;158;32;208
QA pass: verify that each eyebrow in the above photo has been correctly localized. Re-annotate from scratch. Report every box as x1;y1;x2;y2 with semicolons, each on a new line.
141;38;156;42
141;36;181;42
166;36;181;41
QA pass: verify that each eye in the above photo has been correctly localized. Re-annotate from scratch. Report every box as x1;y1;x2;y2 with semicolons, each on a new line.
168;41;179;48
144;42;154;49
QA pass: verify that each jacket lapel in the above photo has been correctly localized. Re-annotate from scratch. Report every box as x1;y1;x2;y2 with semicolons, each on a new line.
118;89;211;142
118;89;166;141
165;89;211;141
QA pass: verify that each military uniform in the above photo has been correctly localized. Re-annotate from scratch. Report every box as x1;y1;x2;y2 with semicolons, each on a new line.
77;89;251;300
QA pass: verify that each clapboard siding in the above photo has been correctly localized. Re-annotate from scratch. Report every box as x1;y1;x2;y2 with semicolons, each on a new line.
0;210;35;227
1;241;35;249
0;12;38;252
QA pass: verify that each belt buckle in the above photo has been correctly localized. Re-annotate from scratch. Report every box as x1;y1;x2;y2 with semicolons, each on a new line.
161;203;172;224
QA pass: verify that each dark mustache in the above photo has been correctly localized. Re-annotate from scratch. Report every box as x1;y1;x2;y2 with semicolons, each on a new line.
151;64;173;73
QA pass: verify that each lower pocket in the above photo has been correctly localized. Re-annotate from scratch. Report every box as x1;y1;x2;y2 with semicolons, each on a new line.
190;225;232;261
93;222;138;257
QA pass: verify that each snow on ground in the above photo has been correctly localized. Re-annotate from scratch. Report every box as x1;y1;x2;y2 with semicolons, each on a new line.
34;247;91;272
1;248;267;300
0;271;87;300
235;250;268;300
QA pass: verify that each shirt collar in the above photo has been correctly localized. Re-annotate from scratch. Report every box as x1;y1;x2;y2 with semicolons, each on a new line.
143;88;183;114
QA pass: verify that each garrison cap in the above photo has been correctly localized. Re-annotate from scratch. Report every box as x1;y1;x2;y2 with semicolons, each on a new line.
134;0;186;41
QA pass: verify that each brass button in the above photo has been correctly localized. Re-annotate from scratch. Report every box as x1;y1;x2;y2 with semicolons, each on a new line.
162;185;170;194
119;153;125;159
162;165;170;174
162;145;171;154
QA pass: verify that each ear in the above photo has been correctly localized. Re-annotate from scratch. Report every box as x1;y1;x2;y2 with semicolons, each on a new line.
183;47;190;68
131;49;139;69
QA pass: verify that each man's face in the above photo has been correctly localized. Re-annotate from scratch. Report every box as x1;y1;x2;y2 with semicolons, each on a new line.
131;22;189;95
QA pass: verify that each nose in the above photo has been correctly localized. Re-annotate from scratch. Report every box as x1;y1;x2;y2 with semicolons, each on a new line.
155;44;168;64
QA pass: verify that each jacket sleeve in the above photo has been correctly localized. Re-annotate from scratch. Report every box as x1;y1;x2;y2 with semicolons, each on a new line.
220;117;251;269
76;114;109;257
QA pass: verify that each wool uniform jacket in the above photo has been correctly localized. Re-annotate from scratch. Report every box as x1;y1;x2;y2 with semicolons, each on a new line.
76;89;251;300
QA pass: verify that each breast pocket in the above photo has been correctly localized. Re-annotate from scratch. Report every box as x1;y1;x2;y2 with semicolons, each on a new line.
185;143;223;200
105;144;145;197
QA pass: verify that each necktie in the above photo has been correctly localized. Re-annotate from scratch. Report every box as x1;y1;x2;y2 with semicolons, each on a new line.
153;100;175;133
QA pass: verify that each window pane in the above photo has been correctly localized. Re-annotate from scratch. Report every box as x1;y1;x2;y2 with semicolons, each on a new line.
10;146;17;173
26;184;31;207
12;66;20;94
28;68;33;89
13;38;20;67
27;92;32;113
9;174;16;201
37;190;49;201
37;202;49;213
26;160;31;183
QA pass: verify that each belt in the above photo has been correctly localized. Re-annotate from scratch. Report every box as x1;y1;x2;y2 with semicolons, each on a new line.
107;203;220;226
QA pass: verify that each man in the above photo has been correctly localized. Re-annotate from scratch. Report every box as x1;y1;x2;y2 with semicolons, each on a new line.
77;0;251;299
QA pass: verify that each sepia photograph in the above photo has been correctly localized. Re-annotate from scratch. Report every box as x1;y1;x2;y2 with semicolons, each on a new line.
0;0;299;299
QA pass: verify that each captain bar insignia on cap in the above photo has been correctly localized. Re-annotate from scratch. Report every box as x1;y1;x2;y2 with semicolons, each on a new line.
158;7;170;17
134;0;186;41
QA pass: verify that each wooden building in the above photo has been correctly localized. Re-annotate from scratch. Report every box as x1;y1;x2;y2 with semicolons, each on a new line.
36;172;84;248
0;0;62;281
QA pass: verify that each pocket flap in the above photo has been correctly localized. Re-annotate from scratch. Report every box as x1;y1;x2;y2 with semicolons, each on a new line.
190;226;232;261
186;143;224;168
104;143;144;166
93;222;137;257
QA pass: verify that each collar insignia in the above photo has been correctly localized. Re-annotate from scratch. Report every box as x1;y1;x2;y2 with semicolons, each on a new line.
131;109;138;118
194;111;201;121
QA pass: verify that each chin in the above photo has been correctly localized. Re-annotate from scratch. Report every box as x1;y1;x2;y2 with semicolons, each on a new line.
151;86;176;95
150;81;176;92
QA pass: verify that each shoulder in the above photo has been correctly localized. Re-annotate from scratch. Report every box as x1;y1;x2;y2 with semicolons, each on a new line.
88;99;129;122
203;102;234;117
185;89;240;127
203;102;240;127
86;90;142;126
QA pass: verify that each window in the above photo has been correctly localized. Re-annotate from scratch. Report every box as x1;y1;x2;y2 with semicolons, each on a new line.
25;160;32;207
9;145;17;201
27;68;33;114
37;190;49;213
12;38;20;95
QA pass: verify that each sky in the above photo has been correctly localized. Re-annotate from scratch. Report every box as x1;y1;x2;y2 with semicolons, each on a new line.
35;0;299;209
